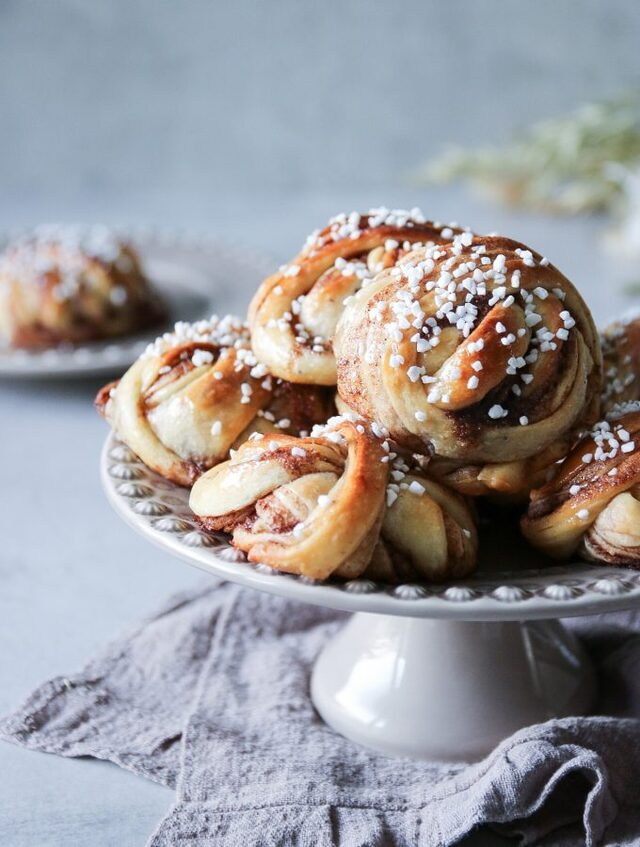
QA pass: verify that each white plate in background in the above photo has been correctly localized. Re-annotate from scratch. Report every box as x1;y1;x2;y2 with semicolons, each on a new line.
0;228;275;379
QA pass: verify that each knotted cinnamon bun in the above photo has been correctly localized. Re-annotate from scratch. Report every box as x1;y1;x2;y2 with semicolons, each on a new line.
425;442;569;499
249;208;467;385
335;234;602;488
96;315;334;486
189;417;478;582
0;225;165;348
601;311;640;414
521;402;640;566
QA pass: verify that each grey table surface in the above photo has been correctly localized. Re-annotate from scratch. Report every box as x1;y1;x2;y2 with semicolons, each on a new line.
0;187;634;847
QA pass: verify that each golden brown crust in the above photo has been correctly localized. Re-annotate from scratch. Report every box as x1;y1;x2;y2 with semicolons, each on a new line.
370;473;478;582
249;210;466;385
190;419;388;579
426;439;569;500
190;418;478;583
335;234;602;484
521;408;640;564
96;317;334;486
0;227;165;349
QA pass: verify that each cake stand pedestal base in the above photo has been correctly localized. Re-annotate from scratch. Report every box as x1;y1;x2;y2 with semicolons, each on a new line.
311;613;595;762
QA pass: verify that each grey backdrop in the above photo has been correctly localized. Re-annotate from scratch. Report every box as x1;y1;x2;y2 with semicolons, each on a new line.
1;0;640;207
1;5;640;846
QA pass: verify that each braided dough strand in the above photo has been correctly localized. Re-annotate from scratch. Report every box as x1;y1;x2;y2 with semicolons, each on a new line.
336;234;601;467
368;474;477;582
249;209;466;385
96;316;333;486
190;418;478;582
522;406;640;565
191;420;387;579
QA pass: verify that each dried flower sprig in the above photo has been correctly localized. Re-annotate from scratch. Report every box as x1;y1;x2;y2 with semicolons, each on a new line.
419;93;640;215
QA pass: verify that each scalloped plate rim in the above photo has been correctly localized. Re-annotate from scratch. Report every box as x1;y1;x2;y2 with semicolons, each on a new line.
101;433;640;621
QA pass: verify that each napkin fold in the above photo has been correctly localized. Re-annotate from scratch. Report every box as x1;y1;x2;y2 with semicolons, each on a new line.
2;581;640;847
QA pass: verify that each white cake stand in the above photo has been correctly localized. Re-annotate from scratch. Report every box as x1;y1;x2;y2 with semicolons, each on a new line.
102;434;640;762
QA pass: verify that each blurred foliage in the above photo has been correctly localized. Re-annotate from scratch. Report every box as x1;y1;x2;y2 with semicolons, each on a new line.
419;93;640;215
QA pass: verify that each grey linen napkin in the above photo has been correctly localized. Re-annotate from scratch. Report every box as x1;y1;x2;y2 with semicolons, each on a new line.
2;582;640;847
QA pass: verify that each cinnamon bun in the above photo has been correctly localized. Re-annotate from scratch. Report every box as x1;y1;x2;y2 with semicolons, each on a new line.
521;402;640;566
601;311;640;414
249;208;468;385
189;416;478;582
0;225;165;348
335;234;602;492
96;315;334;486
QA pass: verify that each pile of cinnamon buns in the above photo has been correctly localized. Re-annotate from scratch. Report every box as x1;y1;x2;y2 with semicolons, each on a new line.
90;208;640;583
